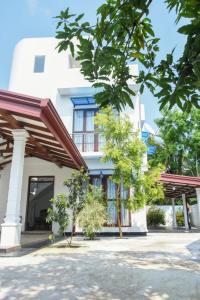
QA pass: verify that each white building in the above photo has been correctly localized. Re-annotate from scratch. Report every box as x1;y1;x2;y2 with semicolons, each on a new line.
0;37;147;250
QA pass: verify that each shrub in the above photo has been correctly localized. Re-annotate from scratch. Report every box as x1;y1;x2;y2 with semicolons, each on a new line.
176;210;184;227
46;194;69;238
147;206;165;227
78;185;107;239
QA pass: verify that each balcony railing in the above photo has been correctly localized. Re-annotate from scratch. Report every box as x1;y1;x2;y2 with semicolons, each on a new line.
71;133;105;152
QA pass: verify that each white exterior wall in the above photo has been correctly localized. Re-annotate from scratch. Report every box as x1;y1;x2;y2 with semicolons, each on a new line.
0;157;73;232
8;37;142;176
5;37;147;234
9;37;141;133
191;204;200;227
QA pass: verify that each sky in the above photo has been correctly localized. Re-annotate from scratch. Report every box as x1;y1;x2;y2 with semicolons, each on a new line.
0;0;186;128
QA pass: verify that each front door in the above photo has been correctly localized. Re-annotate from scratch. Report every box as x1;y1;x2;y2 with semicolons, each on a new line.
26;176;54;231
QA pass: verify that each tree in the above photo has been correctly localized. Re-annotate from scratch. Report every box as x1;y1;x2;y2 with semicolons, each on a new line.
55;0;200;112
64;168;89;243
149;108;200;176
78;185;108;239
133;164;164;208
95;106;163;237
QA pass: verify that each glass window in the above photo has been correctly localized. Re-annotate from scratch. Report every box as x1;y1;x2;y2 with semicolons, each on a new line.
107;201;117;225
74;110;84;131
120;182;129;200
86;110;95;131
107;179;116;199
121;202;130;226
85;133;94;152
73;133;83;152
34;55;45;73
92;177;101;188
107;178;117;225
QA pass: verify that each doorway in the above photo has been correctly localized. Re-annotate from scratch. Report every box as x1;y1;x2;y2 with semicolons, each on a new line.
26;176;54;231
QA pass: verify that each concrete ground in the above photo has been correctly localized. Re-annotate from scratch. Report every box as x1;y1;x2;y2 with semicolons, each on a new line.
0;232;200;300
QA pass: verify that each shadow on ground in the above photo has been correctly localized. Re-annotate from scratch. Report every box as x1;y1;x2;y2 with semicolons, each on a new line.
0;240;200;300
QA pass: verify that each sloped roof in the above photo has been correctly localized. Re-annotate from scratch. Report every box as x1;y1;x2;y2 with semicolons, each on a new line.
0;90;87;170
160;173;200;198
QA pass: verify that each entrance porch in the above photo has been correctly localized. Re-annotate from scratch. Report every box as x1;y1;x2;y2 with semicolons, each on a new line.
0;90;86;252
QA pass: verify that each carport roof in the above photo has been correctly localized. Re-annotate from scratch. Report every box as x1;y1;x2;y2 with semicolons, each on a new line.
160;173;200;198
0;90;87;170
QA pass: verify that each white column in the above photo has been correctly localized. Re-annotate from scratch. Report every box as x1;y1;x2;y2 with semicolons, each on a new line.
172;198;177;228
196;188;200;227
0;129;29;248
182;193;189;231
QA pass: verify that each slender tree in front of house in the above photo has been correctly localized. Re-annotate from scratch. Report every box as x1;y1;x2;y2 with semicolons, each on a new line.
95;107;146;238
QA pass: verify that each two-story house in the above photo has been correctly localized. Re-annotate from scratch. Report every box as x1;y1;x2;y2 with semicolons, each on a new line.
0;37;147;250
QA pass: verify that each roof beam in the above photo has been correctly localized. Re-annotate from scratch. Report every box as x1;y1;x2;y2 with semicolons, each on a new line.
0;111;64;168
0;110;21;129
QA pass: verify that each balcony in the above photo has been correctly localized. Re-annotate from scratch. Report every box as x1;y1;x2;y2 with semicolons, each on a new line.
72;133;105;152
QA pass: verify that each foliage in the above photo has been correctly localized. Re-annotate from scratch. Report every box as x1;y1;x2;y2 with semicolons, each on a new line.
78;185;107;239
95;107;164;236
55;0;200;112
64;168;89;243
147;206;165;227
149;108;200;176
142;164;165;206
46;194;69;237
95;106;146;238
46;169;89;244
176;210;185;227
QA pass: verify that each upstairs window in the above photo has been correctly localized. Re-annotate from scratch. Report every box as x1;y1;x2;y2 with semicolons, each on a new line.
73;109;96;133
34;55;45;73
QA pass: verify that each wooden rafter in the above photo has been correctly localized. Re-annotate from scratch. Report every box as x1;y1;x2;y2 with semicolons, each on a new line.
0;89;87;170
0;111;66;168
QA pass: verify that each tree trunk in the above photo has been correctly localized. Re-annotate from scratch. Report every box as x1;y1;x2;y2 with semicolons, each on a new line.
116;184;123;238
69;212;76;245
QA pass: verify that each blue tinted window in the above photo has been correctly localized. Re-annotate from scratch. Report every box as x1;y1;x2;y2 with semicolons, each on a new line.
34;55;45;73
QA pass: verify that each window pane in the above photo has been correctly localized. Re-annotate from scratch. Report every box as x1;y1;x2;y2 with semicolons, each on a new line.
34;55;45;73
120;182;129;200
74;110;83;131
84;133;94;152
92;177;101;188
73;134;82;152
86;111;95;131
121;201;129;226
107;201;117;225
107;179;116;199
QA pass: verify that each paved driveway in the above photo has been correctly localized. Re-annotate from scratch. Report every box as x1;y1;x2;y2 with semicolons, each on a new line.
0;232;200;300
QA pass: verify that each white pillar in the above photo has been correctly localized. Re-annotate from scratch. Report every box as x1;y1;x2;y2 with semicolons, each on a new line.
0;129;29;248
172;198;177;228
196;188;200;227
182;193;189;231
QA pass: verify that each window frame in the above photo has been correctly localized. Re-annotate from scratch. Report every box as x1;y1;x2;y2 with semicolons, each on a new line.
33;55;45;73
90;175;131;227
73;108;99;152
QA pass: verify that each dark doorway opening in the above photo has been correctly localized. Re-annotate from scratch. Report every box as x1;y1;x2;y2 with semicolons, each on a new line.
26;176;54;231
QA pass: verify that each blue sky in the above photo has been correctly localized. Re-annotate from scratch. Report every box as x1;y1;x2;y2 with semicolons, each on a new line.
0;0;186;128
